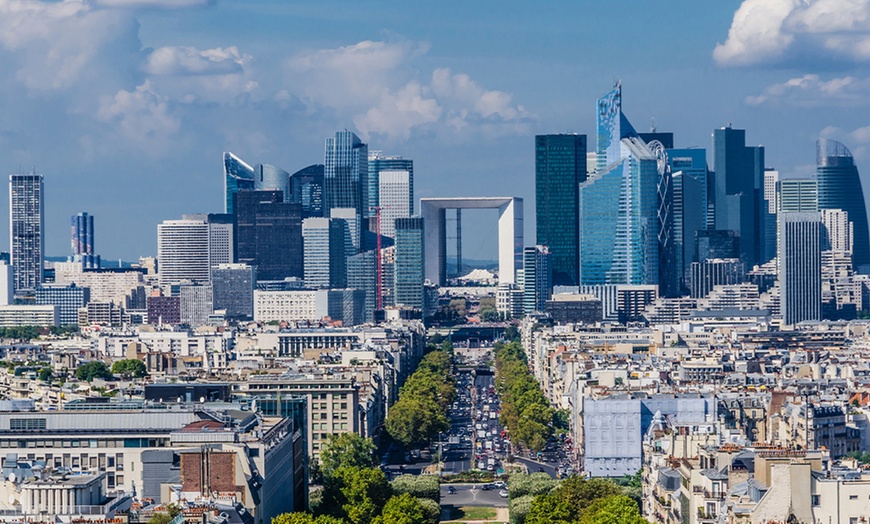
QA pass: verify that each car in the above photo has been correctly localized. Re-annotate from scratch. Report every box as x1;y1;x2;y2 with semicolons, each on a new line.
447;486;456;494
493;481;506;489
538;466;545;472
499;490;509;498
480;483;492;491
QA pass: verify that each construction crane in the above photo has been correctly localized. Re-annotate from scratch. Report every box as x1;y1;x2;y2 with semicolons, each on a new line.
369;206;384;310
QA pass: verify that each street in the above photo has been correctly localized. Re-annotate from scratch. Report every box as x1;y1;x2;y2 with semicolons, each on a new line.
439;483;508;507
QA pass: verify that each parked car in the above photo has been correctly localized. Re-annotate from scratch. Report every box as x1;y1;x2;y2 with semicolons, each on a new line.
447;486;456;494
499;490;509;498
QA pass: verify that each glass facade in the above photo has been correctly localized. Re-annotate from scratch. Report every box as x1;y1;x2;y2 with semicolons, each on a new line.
817;139;870;271
35;284;90;326
347;250;377;322
669;148;708;293
368;152;413;220
211;263;255;319
224;152;255;215
394;217;424;309
595;82;637;171
255;164;291;201
535;134;586;286
290;164;324;219
302;218;348;289
234;190;303;281
324;131;368;229
9;173;44;294
522;245;552;313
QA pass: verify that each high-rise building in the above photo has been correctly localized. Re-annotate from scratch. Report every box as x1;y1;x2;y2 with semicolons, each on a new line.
70;212;99;269
9;173;44;294
182;213;234;271
255;164;291;201
522;245;552;313
378;169;413;240
330;207;361;255
347;250;378;323
579;84;658;286
695;229;741;262
777;179;821;325
324;131;368;246
35;284;90;326
689;258;745;299
394;217;424;309
816;138;870;272
669;149;708;292
211;263;255;320
290;164;324;219
0;262;12;306
157;218;210;286
302;217;347;289
176;282;213;327
224;151;255;215
762;169;780;263
820;209;853;252
234;190;303;281
369;152;413;221
535;134;586;286
146;293;181;325
712;126;767;267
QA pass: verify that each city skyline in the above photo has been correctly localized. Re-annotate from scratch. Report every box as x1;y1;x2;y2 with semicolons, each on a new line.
2;1;870;261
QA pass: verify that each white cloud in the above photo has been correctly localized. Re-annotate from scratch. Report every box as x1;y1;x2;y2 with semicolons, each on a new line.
716;0;870;66
746;74;870;106
97;80;180;145
145;46;248;76
90;0;214;8
287;40;532;141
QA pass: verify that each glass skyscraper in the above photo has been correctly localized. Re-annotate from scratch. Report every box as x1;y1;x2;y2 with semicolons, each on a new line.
368;152;413;220
777;179;821;325
290;164;324;219
255;164;291;201
579;85;658;286
224;151;255;215
535;134;586;286
71;212;100;269
234;190;303;282
816;138;870;272
324;131;368;231
10;173;44;294
668;148;708;292
394;217;424;309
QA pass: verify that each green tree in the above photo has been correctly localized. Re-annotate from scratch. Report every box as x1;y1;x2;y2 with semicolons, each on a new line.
385;397;448;447
508;494;535;524
320;433;377;476
147;513;173;524
553;409;570;431
38;367;53;382
416;498;440;524
111;359;147;379
578;495;648;524
320;466;392;524
504;325;520;341
371;493;428;524
507;472;558;499
524;491;574;524
390;474;440;503
273;514;347;524
75;361;113;382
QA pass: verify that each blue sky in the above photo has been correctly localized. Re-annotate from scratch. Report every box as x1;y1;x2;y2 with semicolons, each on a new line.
2;0;870;260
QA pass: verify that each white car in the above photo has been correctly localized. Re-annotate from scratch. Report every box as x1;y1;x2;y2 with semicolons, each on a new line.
499;490;509;498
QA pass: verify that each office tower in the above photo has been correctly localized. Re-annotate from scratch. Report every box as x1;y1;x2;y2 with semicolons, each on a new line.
616;285;658;323
324;131;368;246
820;209;853;252
378;168;413;240
70;212;99;269
638;131;674;149
535;134;586;286
394;217;424;309
762;169;780;263
816;138;870;271
522;245;552;313
347;250;378;323
290;164;325;219
224;151;255;214
182;213;234;270
9;173;44;294
669;149;708;292
0;262;11;305
234;190;303;281
303;217;347;289
35;284;90;326
689;258;745;298
331;207;361;255
369;151;414;221
695;229;741;262
255;164;291;201
579;84;658;286
146;293;181;325
712;126;766;267
777;179;821;325
157;218;210;286
211;263;255;320
177;282;214;326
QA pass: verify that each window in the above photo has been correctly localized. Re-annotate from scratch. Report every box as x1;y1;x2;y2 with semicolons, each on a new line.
811;495;820;506
850;495;858;500
9;418;46;430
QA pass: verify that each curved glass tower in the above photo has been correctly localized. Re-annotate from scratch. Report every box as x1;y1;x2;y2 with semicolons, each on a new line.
817;139;870;271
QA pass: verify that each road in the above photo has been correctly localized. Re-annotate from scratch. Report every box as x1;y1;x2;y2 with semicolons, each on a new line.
440;483;508;507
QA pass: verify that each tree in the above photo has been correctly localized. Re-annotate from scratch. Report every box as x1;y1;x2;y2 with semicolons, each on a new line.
504;325;520;341
147;513;173;524
320;433;377;476
508;494;536;524
416;498;440;524
507;473;558;499
75;361;113;382
273;514;347;524
111;359;147;379
38;367;53;382
578;495;648;524
391;474;440;503
385;397;448;447
524;492;575;524
372;493;428;524
320;466;392;524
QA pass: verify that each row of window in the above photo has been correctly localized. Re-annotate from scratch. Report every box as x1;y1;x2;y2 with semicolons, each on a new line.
0;437;169;449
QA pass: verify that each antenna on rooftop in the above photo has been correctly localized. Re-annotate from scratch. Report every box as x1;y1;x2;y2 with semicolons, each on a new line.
650;118;657;133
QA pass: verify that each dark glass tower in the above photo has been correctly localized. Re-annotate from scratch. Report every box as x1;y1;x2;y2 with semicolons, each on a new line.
224;152;255;215
817;138;870;271
324;131;368;218
290;164;324;219
234;190;303;281
535;134;586;286
394;217;424;309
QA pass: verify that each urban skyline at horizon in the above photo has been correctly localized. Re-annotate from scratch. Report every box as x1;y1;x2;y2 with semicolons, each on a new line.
1;0;870;260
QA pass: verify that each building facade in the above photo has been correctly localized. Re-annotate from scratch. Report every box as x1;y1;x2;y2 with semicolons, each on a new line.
303;218;347;289
35;284;90;326
9;173;44;294
224;151;255;215
394;217;425;309
211;263;255;319
157;218;210;286
234;190;304;282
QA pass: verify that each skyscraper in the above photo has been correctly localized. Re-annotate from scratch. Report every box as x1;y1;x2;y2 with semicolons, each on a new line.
378;169;413;240
9;173;44;294
290;164;325;219
224;152;255;215
816;138;870;272
394;217;424;309
535;134;586;286
35;284;90;327
369;152;413;221
669;149;708;293
211;263;255;320
820;209;853;252
234;190;303;282
777;179;821;325
255;164;291;201
70;212;99;269
324;131;368;247
157;218;210;286
522;245;552;313
303;217;347;289
579;84;658;286
347;250;378;323
712;126;766;267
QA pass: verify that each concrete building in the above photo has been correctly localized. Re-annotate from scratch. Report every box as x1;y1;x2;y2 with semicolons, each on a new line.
35;284;90;326
9;173;44;294
177;282;213;326
146;293;181;325
157;218;210;286
0;261;13;305
0;305;57;327
211;263;255;320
